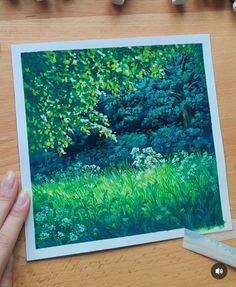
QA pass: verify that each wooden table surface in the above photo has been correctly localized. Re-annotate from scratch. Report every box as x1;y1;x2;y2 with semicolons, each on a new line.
0;0;236;286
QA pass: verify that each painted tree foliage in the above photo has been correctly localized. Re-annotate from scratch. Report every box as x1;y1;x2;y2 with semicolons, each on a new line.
21;44;207;159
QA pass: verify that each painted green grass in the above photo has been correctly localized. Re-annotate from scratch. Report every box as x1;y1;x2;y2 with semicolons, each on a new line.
33;153;224;248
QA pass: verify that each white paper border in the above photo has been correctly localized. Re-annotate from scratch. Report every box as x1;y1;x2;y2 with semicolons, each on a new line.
11;34;232;261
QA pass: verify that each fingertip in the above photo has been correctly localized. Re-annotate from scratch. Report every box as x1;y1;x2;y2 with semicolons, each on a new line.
10;191;31;222
0;171;18;197
15;190;31;209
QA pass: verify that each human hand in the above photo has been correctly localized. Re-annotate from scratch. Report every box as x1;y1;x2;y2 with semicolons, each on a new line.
0;171;30;287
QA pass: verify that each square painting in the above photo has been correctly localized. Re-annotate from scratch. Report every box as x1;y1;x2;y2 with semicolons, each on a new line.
11;35;232;261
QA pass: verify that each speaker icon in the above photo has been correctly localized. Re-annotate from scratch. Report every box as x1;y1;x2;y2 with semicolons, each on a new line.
215;267;223;275
211;263;227;279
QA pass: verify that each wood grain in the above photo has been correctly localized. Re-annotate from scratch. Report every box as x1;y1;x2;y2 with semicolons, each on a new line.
0;0;235;286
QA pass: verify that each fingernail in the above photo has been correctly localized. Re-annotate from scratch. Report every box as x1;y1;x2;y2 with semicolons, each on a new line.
16;191;28;207
2;171;15;193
